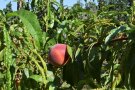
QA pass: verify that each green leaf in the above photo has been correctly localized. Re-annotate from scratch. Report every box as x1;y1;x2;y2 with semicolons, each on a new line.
67;45;73;62
0;73;5;79
0;49;4;61
6;10;43;50
3;26;12;89
24;68;29;78
48;12;55;28
75;24;84;33
49;84;55;90
75;47;81;58
47;71;54;82
60;81;71;88
29;75;43;83
112;73;121;89
105;26;126;44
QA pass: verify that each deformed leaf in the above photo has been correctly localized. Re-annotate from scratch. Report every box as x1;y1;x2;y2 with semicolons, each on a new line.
112;73;121;89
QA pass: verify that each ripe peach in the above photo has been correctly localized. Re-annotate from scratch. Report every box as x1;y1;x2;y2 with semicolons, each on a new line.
48;44;70;67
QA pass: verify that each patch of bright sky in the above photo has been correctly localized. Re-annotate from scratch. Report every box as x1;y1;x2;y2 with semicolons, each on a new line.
0;0;98;11
0;0;17;10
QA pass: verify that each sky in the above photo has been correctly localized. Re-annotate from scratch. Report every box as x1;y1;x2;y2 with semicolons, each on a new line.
0;0;97;11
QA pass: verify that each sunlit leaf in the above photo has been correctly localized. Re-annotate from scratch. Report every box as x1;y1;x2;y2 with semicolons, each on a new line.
47;71;54;82
67;45;73;62
105;26;126;44
60;81;71;88
6;10;43;50
29;75;43;83
49;84;55;90
75;47;81;58
0;49;4;61
24;68;29;78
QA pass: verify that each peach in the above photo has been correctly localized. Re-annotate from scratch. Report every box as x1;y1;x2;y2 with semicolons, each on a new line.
48;44;70;67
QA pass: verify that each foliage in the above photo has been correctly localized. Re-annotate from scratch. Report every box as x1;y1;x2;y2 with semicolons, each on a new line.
0;0;135;89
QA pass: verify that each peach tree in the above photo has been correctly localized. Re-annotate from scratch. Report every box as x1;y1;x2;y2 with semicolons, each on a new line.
0;0;135;90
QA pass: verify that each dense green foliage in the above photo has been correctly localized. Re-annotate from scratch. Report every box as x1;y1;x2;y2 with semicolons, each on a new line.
0;0;135;89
